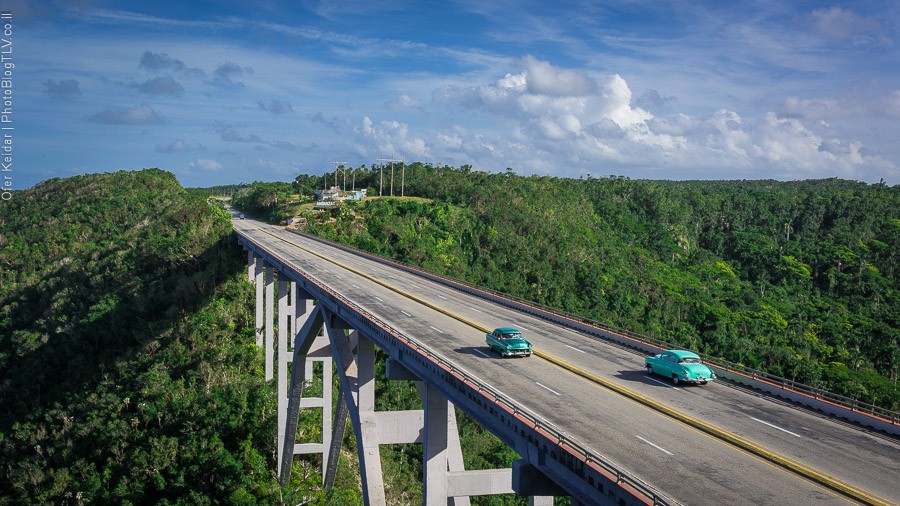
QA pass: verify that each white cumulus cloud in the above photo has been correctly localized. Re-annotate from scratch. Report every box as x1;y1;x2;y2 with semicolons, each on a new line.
386;94;423;111
422;56;897;182
780;92;900;120
88;104;165;125
155;139;204;153
519;55;597;97
189;158;223;171
357;116;430;159
810;7;879;44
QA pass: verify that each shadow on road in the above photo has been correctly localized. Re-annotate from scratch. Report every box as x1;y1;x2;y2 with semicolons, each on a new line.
613;369;692;388
454;346;494;357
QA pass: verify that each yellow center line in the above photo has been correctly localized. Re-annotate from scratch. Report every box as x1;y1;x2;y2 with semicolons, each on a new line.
239;221;892;506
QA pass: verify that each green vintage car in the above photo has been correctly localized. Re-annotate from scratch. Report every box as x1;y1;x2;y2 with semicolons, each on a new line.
645;349;716;385
486;327;532;357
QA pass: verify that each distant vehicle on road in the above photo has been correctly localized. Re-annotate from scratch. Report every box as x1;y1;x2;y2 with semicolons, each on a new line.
486;327;532;357
238;214;245;219
645;350;715;385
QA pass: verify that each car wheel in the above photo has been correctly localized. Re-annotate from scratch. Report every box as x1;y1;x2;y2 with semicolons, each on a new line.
646;365;653;375
672;375;680;385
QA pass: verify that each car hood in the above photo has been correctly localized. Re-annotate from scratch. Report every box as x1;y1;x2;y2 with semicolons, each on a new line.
683;363;713;377
502;338;531;349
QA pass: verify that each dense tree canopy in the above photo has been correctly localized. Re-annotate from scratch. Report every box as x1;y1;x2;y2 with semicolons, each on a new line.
293;166;899;410
232;181;294;217
0;170;281;504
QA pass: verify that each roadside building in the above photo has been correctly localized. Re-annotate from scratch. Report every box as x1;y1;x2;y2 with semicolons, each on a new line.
313;186;341;201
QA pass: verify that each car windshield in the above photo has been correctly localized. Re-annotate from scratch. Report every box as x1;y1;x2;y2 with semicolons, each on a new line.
680;357;702;364
500;333;521;339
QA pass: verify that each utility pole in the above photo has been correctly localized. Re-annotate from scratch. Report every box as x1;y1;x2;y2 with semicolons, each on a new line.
376;156;401;197
400;158;406;197
331;160;348;192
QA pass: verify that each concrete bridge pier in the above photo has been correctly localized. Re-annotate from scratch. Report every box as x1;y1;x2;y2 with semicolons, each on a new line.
326;312;389;504
276;279;334;484
245;257;335;488
251;254;265;348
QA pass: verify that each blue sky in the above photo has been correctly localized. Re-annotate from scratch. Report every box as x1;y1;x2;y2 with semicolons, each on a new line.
9;0;900;189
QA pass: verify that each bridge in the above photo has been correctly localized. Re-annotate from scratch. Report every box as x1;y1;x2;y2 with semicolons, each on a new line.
233;216;899;505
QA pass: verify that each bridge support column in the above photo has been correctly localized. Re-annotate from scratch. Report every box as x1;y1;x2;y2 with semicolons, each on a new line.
387;359;531;504
323;385;347;492
279;301;327;484
264;265;275;381
277;276;289;473
247;250;256;282
424;384;450;505
316;340;334;486
327;315;388;505
253;258;264;348
422;383;518;504
385;361;471;506
277;276;290;400
279;278;321;472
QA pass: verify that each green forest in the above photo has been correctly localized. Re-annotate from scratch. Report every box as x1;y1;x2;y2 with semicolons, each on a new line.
2;165;897;505
0;170;284;504
241;163;899;411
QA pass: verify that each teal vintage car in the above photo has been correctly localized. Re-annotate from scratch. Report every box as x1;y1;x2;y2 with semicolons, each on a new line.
645;349;715;385
486;327;532;357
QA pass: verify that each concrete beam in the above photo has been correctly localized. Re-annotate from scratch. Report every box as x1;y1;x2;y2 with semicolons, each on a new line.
447;469;514;497
298;397;325;408
294;443;326;454
374;411;424;444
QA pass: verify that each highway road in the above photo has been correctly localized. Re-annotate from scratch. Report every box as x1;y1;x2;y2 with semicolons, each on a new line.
234;217;900;505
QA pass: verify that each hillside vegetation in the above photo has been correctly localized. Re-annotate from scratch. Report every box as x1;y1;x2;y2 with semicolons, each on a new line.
265;165;899;410
0;170;284;504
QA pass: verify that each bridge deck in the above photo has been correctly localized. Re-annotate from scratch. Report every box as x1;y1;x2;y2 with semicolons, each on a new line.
235;218;899;505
